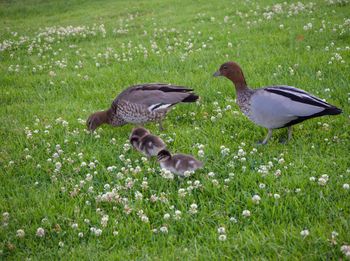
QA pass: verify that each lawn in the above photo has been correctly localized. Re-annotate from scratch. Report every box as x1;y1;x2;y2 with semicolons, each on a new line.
0;0;349;259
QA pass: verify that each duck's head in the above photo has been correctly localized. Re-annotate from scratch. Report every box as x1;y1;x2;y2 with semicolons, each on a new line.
86;111;109;131
129;127;150;148
157;149;172;162
213;61;247;88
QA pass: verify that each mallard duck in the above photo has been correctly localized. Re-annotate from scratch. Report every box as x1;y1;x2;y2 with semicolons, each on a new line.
130;127;166;158
87;83;199;131
213;61;342;144
157;149;203;177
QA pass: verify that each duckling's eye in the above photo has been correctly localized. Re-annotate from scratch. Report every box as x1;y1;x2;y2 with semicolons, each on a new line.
222;66;228;70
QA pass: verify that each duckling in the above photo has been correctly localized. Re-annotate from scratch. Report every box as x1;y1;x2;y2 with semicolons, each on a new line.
130;127;166;158
157;149;203;177
129;127;150;151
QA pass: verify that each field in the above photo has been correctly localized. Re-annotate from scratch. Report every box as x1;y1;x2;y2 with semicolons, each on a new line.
1;0;349;259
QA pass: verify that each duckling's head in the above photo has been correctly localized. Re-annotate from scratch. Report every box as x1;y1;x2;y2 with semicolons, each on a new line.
157;149;172;162
87;111;109;131
213;61;247;88
130;127;150;139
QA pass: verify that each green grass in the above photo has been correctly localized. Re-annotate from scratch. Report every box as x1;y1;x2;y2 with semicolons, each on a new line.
1;0;350;259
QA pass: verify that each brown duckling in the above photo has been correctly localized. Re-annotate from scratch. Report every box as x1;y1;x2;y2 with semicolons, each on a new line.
157;149;203;177
130;127;166;158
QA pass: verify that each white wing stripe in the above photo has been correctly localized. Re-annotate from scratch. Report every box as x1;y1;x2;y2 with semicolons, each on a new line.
148;103;172;112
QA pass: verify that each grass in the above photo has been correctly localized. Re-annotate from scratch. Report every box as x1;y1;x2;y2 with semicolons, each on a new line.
0;0;349;259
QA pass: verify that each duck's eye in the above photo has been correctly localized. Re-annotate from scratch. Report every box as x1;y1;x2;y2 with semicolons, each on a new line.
222;66;228;70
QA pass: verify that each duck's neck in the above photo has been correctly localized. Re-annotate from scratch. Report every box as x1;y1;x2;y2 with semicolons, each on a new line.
227;71;250;93
99;109;112;125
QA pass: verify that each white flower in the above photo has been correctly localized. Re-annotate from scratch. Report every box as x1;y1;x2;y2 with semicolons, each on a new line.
309;176;316;182
94;228;102;236
16;229;25;238
101;215;109;227
340;245;350;256
318;177;327;186
230;217;237;223
242;210;251;217
218;234;227;241
59;241;64;247
274;194;281;199
164;213;170;220
71;223;78;229
36;227;45;237
189;203;198;214
217;227;225;234
252;194;261;204
343;183;349;190
208;172;215;178
160;226;168;233
113;231;119;236
78;232;84;238
259;183;266;189
141;215;149;223
300;229;309;237
2;212;9;221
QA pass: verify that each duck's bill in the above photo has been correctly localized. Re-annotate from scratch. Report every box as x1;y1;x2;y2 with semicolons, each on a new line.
213;71;221;77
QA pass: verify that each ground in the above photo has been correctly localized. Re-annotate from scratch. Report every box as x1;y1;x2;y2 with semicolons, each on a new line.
0;0;350;259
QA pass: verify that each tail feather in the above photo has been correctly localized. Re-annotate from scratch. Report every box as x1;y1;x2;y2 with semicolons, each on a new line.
182;93;199;103
326;106;342;115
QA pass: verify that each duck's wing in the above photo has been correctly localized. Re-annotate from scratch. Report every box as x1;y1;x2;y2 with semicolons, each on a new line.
115;83;199;112
251;86;341;128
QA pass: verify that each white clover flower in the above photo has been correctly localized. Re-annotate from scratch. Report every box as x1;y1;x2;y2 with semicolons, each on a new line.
274;169;282;177
164;213;171;220
2;212;9;222
217;227;225;234
160;169;174;179
309;176;316;182
16;229;25;238
178;188;187;197
198;149;204;157
242;210;251;217
318;177;327;186
59;241;64;247
343;183;349;190
218;234;227;241
141;215;149;223
208;172;215;178
36;227;45;237
94;228;102;236
101;215;109;227
189;203;198;214
113;231;119;236
174;210;182;220
71;223;78;229
252;195;261;204
230;217;237;223
274;194;281;199
259;183;266;189
135;191;143;200
300;229;309;237
340;245;350;256
78;232;84;238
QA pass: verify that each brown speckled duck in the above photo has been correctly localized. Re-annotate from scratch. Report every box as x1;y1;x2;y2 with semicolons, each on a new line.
157;149;203;177
130;127;166;158
87;83;199;131
213;61;342;144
